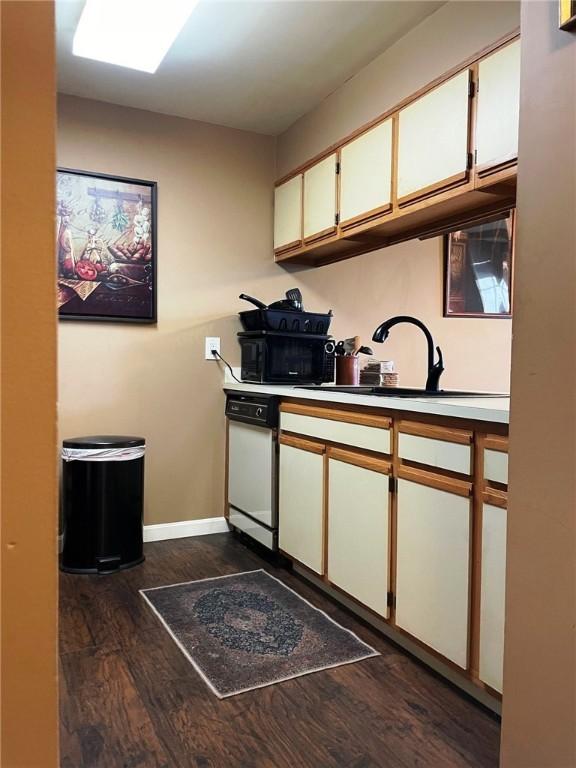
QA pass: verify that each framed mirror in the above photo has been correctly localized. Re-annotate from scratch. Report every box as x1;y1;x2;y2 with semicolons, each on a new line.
444;211;514;318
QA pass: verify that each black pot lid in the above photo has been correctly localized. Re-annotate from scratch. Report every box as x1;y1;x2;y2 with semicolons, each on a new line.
63;435;145;449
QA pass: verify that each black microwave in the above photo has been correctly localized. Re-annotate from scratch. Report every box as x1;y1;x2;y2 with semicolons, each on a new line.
238;331;335;384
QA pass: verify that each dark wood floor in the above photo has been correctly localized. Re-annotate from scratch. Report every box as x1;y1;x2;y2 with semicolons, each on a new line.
60;533;500;768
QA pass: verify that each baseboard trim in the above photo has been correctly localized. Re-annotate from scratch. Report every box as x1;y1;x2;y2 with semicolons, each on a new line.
144;517;230;543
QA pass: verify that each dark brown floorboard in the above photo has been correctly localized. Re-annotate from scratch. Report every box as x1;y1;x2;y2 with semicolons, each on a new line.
60;533;500;768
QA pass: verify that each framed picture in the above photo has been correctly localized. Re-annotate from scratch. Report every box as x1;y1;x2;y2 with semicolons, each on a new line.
444;211;514;318
57;168;157;323
560;0;576;30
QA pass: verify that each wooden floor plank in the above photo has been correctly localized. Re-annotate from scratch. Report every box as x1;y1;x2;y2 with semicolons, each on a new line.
60;533;500;768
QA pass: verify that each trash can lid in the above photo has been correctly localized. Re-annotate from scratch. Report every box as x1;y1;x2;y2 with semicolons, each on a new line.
63;435;145;449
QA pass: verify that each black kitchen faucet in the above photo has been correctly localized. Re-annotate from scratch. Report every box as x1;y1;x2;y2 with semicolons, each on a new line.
371;315;444;392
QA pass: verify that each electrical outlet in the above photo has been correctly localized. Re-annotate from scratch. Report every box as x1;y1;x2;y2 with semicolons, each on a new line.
205;337;221;360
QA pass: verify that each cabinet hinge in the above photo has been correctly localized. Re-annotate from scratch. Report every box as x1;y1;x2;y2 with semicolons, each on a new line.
474;148;478;165
468;79;476;98
388;476;397;493
467;152;474;170
335;212;340;226
335;161;341;175
387;591;396;609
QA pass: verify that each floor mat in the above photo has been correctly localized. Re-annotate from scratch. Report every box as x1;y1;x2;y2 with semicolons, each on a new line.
140;569;379;698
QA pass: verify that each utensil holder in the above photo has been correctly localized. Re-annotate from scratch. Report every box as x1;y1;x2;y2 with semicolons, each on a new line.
336;356;360;386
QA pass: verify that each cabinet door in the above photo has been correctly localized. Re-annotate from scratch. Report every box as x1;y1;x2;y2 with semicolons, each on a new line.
476;40;520;173
339;120;393;227
395;476;471;667
278;439;325;574
397;69;471;203
274;175;302;253
303;153;337;242
479;502;507;693
328;454;390;617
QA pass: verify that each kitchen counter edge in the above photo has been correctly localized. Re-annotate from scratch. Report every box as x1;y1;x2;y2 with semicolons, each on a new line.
223;383;509;424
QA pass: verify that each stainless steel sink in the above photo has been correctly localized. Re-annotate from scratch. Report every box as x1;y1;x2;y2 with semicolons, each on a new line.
297;386;509;398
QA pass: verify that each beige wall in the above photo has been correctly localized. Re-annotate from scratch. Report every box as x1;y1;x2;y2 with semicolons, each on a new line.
58;95;279;525
501;2;576;766
289;239;512;393
1;2;59;765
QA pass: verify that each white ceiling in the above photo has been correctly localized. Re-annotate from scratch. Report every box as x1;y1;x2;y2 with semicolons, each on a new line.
56;0;444;135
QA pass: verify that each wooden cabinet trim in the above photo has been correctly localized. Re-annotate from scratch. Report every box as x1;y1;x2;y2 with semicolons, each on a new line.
483;486;508;509
469;431;484;680
279;433;325;454
484;434;509;452
273;239;302;256
303;225;337;245
282;397;508;435
327;446;392;475
398;465;472;497
397;170;469;209
474;164;517;193
476;155;518;179
340;202;393;230
322;452;329;576
391;113;400;209
224;419;230;520
399;419;473;445
275;179;514;268
324;181;511;251
281;401;392;430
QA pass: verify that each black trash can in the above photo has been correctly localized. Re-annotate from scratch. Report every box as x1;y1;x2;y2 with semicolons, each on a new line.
61;435;146;574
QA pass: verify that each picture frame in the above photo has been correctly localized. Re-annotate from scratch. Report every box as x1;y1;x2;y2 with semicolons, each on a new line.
560;0;576;30
57;168;157;323
443;211;514;319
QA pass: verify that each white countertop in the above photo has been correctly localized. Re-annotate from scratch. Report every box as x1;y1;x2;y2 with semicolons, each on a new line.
223;381;510;424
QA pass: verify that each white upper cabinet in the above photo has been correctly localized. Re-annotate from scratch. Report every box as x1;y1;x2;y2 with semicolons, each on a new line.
339;119;393;226
274;175;302;252
303;153;338;241
397;69;471;202
475;39;521;171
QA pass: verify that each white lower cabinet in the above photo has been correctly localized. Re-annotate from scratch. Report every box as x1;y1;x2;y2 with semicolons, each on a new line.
278;441;325;574
395;477;471;668
484;449;508;485
479;502;507;693
327;457;390;618
277;407;509;701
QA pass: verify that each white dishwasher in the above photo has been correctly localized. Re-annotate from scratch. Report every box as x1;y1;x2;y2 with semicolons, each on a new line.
226;392;279;550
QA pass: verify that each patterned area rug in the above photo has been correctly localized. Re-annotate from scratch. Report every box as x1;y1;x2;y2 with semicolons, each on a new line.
140;569;379;698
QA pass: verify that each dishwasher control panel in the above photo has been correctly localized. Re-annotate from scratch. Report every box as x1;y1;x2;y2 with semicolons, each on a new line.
225;393;279;428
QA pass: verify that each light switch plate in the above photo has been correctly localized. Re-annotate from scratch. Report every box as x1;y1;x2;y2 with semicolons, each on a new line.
205;337;221;360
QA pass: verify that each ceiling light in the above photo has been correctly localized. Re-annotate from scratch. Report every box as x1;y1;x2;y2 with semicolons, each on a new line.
73;0;199;74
